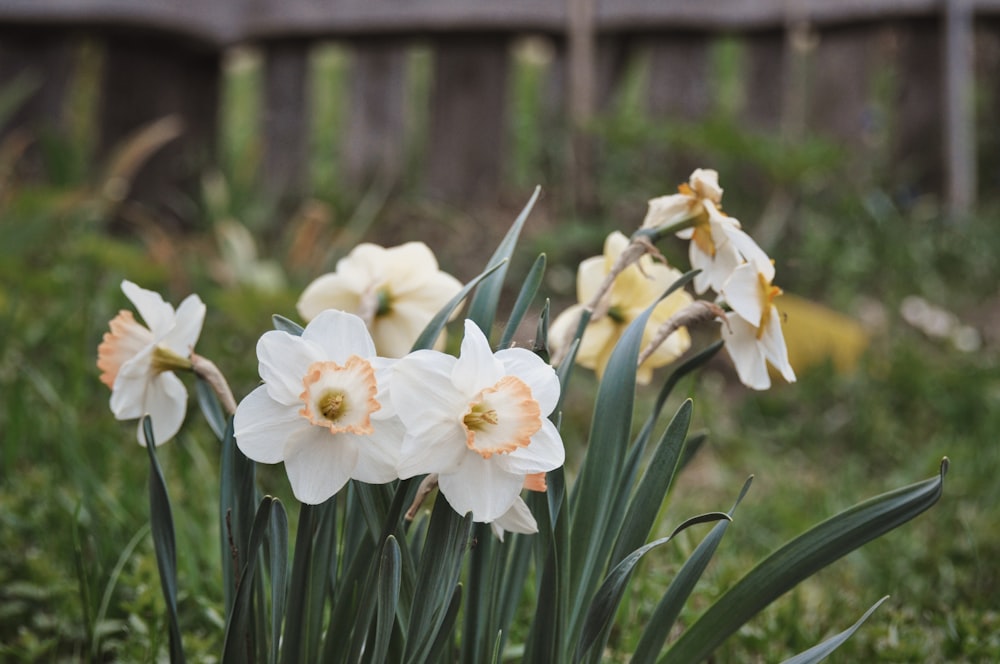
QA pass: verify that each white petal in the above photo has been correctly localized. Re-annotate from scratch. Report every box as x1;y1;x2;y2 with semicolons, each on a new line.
121;280;175;338
110;346;155;420
283;427;357;504
381;242;446;291
302;309;376;361
136;371;188;446
397;430;468;478
373;306;431;357
256;330;323;405
547;304;586;357
491;497;538;540
234;384;303;463
641;193;695;230
495;348;560;416
297;273;362;321
689;168;723;203
576;256;607;303
722;314;771;390
350;416;405;483
160;294;206;356
389;350;461;427
389;350;468;476
438;454;525;522
722;263;765;327
759;307;797;383
453;320;503;395
724;227;773;280
494;418;565;476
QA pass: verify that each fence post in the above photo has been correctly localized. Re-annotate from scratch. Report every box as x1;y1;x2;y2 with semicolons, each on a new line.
262;39;311;202
976;18;1000;198
344;38;409;194
98;34;221;229
890;18;944;202
0;29;77;180
943;0;976;216
425;34;509;203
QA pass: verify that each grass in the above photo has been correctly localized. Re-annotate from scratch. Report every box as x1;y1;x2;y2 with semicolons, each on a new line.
1;37;999;662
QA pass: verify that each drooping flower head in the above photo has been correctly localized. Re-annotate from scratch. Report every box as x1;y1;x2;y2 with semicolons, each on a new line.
641;168;723;232
388;320;564;525
233;310;402;504
549;231;693;385
642;169;756;295
297;242;463;357
719;259;796;390
97;280;206;446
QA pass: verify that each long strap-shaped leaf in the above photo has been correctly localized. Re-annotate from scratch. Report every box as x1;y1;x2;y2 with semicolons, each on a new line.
630;477;753;664
411;259;509;352
499;252;547;349
143;417;186;664
222;496;282;664
780;596;889;664
466;186;541;334
663;458;949;663
574;512;732;663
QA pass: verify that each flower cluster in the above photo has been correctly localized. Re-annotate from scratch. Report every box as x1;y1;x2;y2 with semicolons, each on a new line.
233;311;563;533
97;169;793;532
550;168;796;390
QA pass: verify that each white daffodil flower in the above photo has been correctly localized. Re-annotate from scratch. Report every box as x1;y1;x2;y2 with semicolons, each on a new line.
641;168;724;231
297;242;463;357
388;320;565;524
719;261;796;390
233;310;402;505
97;280;206;446
549;231;693;385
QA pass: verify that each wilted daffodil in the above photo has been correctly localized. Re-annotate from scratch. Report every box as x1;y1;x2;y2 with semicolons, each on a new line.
297;242;463;357
97;280;206;446
549;231;693;385
388;320;564;525
233;310;402;505
720;259;797;390
642;169;756;295
641;167;723;231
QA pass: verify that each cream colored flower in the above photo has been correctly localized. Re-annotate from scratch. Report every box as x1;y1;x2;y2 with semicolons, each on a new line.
97;280;205;446
719;261;796;390
549;232;693;385
297;242;462;357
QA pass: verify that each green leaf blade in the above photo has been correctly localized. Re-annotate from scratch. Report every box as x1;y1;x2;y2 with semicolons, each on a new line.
664;460;949;663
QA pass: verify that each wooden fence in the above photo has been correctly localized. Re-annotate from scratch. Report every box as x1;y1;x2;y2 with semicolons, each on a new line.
1;0;998;221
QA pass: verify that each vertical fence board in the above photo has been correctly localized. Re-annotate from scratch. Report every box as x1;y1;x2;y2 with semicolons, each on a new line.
99;35;220;228
975;18;1000;198
741;30;786;132
804;25;883;184
344;38;409;192
943;0;976;215
644;32;713;182
0;29;76;179
425;35;509;203
890;18;943;201
262;40;311;200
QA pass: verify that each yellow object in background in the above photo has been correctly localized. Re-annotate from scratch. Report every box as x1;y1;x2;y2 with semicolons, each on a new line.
776;293;870;375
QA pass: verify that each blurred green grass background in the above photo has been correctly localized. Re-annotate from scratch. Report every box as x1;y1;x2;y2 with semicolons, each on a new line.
1;42;998;662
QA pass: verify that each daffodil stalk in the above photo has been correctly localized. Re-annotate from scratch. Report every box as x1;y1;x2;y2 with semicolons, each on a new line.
190;353;237;415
